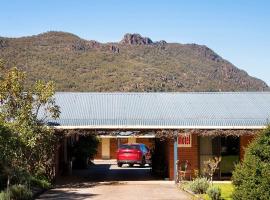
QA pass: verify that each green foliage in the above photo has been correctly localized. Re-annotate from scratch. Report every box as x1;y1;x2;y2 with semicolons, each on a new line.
188;177;210;194
72;135;99;169
30;177;51;189
9;184;33;200
0;64;60;190
0;190;10;200
207;186;221;200
232;127;270;200
0;185;33;200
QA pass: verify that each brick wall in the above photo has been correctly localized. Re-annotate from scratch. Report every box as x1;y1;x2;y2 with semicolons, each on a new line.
136;138;155;149
94;139;102;159
109;138;118;159
177;134;199;179
165;139;174;180
240;135;255;160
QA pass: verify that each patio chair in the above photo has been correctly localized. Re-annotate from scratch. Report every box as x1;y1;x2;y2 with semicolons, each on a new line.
177;160;191;181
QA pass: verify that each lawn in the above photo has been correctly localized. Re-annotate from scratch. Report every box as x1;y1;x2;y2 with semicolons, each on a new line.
180;182;234;200
201;183;234;200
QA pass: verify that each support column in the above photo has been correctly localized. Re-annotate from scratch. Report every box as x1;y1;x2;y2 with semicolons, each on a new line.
174;136;178;182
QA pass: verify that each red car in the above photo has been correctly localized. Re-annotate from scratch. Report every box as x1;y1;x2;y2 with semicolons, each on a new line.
116;143;152;167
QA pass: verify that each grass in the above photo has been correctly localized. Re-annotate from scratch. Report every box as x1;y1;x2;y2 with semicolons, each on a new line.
180;182;234;200
201;183;234;200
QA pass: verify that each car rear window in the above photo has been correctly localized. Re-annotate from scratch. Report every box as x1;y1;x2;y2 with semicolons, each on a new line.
120;145;140;150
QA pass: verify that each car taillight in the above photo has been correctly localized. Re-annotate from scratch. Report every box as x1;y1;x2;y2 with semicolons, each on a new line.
137;150;142;159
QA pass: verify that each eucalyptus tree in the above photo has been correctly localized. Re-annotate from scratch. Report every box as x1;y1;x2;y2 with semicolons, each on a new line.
0;61;60;187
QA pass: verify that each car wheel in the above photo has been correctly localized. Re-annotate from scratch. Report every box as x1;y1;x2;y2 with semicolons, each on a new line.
140;157;146;167
129;163;134;167
117;163;122;167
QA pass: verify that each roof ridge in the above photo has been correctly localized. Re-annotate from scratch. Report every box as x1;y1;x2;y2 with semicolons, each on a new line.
55;91;270;95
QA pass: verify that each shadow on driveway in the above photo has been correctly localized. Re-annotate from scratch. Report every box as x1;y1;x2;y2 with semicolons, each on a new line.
37;160;190;200
71;160;157;182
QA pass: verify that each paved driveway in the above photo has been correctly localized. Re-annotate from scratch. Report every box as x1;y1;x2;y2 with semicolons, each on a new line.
37;160;190;200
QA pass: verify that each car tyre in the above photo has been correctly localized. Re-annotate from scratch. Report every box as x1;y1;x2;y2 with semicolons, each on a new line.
140;157;146;167
117;163;122;167
129;163;134;167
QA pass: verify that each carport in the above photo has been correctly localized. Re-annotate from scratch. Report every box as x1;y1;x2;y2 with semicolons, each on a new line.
54;129;175;181
49;92;270;182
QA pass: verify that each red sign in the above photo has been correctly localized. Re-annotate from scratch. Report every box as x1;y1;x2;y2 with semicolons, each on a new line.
178;134;192;147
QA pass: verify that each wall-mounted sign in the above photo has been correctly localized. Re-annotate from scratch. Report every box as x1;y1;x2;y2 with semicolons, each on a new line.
178;133;192;147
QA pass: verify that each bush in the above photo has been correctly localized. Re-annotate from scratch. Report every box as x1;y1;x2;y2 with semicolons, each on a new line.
0;185;33;200
232;127;270;200
207;186;221;200
9;184;33;200
0;191;10;200
30;176;52;189
188;177;209;194
72;135;99;169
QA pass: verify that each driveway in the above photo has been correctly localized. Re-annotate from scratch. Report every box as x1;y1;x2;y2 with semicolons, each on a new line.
37;160;190;200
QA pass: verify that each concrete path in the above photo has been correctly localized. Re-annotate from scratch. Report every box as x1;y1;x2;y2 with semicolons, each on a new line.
37;160;191;200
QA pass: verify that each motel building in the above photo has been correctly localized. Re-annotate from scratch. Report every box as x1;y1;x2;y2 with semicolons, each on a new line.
48;92;270;181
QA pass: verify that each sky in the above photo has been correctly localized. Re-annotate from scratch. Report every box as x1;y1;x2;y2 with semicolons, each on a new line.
1;0;270;85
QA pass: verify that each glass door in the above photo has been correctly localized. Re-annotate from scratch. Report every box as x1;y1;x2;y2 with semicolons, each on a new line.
220;136;240;178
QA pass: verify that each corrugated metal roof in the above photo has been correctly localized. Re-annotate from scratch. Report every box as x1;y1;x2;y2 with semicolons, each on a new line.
47;92;270;129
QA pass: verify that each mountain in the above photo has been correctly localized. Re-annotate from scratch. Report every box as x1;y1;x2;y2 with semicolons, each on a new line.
0;31;268;92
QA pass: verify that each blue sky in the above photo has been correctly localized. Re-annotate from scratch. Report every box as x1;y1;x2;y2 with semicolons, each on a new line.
1;0;270;85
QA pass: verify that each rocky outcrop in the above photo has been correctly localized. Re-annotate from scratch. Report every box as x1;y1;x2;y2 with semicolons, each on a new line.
110;45;120;53
72;40;100;51
120;33;153;45
0;39;8;48
155;40;167;45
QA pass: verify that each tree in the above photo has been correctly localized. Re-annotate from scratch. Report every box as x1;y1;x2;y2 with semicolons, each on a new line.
0;63;60;188
232;127;270;200
72;135;99;169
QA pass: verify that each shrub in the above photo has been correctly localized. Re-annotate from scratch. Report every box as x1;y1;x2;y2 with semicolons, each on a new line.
232;127;270;200
72;135;99;169
207;186;221;200
188;177;209;194
9;184;33;200
0;191;10;200
30;176;52;189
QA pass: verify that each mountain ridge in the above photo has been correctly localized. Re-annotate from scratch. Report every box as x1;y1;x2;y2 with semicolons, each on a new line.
0;31;268;92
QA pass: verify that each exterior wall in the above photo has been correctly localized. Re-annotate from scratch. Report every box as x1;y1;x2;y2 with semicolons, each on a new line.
240;135;255;160
110;138;118;159
136;138;155;149
94;140;102;159
178;134;199;179
128;137;136;143
165;139;175;180
102;138;111;159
